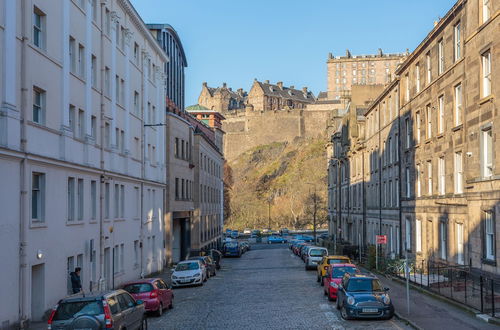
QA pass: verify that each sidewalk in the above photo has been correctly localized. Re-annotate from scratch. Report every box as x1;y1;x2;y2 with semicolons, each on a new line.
376;274;499;330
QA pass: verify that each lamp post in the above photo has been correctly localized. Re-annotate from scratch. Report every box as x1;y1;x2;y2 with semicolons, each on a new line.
267;196;273;230
305;182;318;243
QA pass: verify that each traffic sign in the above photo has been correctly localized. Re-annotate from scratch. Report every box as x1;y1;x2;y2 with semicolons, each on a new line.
376;235;387;244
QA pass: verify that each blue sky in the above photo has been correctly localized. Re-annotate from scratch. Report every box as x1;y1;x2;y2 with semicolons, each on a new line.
131;0;457;106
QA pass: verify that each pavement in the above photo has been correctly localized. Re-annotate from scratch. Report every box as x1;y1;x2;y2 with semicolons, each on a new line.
373;272;499;330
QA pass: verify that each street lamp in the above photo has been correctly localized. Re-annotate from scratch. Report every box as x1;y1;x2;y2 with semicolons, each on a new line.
305;182;318;243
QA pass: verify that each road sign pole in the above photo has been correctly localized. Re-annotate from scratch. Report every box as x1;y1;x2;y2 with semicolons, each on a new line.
376;242;378;271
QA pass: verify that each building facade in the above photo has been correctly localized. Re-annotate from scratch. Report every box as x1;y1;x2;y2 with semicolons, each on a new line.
0;0;169;327
326;49;407;100
328;0;499;276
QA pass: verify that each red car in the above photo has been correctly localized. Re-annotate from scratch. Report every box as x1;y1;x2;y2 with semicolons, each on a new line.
122;278;173;316
323;264;359;301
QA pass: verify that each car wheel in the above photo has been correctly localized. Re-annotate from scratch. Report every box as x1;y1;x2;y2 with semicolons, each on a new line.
213;270;216;276
156;303;163;317
169;299;174;309
335;298;341;310
341;306;351;320
316;275;320;283
139;317;148;330
384;314;394;320
328;293;334;302
320;277;325;286
324;289;327;296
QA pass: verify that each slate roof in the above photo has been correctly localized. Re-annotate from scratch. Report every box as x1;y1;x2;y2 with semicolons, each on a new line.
256;81;316;103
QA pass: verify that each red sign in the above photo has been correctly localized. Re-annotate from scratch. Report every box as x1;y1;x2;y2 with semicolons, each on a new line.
376;235;387;244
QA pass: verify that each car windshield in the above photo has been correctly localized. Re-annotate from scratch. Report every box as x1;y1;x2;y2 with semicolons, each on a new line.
123;283;153;293
53;301;103;320
176;262;199;271
328;259;349;265
347;279;383;292
310;249;327;257
331;267;357;278
226;242;238;248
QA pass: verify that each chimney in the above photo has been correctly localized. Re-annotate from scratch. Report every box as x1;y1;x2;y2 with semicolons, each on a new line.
237;88;243;94
290;85;295;89
264;80;269;84
433;20;438;27
378;48;383;56
222;82;227;88
277;81;283;89
228;87;232;91
302;87;308;93
202;82;207;87
328;52;333;59
346;49;351;58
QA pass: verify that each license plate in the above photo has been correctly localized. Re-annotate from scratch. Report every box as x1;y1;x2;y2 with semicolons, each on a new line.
362;308;378;313
180;279;190;283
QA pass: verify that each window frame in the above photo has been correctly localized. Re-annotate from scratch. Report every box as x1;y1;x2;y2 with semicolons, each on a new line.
454;22;461;62
454;83;462;127
481;50;491;98
483;210;496;262
33;6;45;49
31;172;45;222
32;87;45;124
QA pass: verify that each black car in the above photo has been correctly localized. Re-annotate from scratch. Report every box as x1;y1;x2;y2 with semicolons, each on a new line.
189;256;217;277
335;274;394;320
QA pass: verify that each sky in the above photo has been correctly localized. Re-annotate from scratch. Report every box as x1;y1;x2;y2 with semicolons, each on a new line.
131;0;457;107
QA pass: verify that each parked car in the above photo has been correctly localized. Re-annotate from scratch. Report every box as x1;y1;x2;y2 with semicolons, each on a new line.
267;235;287;244
293;242;308;255
279;228;290;236
316;256;352;284
225;228;232;235
295;235;314;242
243;228;252;234
336;274;394;320
122;278;173;316
209;249;223;270
301;245;315;261
189;256;217;277
262;228;271;234
240;241;251;252
224;241;242;257
171;260;207;287
250;229;261;238
323;264;359;301
47;289;147;330
230;230;240;239
304;246;328;270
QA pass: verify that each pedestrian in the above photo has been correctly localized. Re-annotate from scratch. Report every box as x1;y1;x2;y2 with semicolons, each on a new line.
70;267;82;294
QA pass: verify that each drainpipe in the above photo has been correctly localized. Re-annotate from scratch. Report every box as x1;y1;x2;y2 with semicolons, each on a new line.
378;106;383;258
19;0;28;326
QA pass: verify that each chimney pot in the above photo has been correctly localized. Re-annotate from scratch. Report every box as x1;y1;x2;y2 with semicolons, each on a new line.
290;85;295;89
264;80;269;84
202;82;207;87
228;87;232;91
222;82;227;88
302;87;308;93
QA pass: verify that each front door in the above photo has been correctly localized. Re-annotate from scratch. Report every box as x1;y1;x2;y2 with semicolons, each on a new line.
31;263;45;321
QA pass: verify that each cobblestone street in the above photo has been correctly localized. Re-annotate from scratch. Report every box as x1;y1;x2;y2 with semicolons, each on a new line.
148;243;411;330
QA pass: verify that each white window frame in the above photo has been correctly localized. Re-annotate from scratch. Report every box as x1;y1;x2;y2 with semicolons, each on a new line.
416;111;421;144
33;87;45;124
406;167;411;198
481;126;493;178
454;84;462;126
440;221;447;260
77;178;84;220
438;39;444;74
416;219;422;253
482;50;491;98
426;104;432;139
68;177;75;221
416;64;420;93
454;152;463;194
483;0;491;23
405;117;411;148
405;217;412;251
456;223;464;265
416;164;421;197
438;95;444;134
427;161;433;195
33;7;45;49
426;52;432;84
69;36;76;73
454;22;461;61
438;156;445;195
31;172;45;222
485;211;495;260
91;180;97;220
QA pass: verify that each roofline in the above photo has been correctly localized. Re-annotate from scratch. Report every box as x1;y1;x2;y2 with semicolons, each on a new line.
364;79;399;116
146;23;188;67
395;0;464;75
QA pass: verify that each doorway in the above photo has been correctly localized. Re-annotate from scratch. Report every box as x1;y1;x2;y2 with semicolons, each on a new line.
31;263;45;321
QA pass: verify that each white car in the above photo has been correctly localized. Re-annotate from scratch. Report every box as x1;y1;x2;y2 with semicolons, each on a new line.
171;260;207;287
305;247;328;270
243;228;252;234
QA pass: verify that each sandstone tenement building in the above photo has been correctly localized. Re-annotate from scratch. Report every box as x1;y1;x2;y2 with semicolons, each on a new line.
327;49;407;100
328;0;499;276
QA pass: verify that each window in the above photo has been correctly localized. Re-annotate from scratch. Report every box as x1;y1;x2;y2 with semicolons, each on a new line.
416;64;420;93
69;105;76;133
33;7;45;49
31;173;45;221
483;0;491;23
427;161;433;195
91;115;97;138
68;177;75;221
104;67;110;96
438;157;445;195
134;92;140;115
416;164;421;197
405;167;411;198
134;137;139;159
454;22;461;61
454;84;462;126
416;111;421;144
120;79;125;105
175;178;179;200
438;95;444;134
405;217;412;251
405;73;410;102
105;182;110;219
481;127;493;178
438;39;444;74
454;152;463;194
115;75;119;101
482;50;491;97
416;219;422;253
120;185;125;218
91;180;97;220
484;211;495;260
439;221;447;260
105;9;111;35
69;36;76;73
456;223;464;265
405;117;411;148
115;128;119;151
426;52;431;84
91;55;97;87
91;0;97;21
114;184;119;218
120;130;125;154
78;44;85;77
78;109;85;139
134;43;139;65
77;179;84;220
113;245;119;274
120;243;124;272
134;240;139;266
134;187;140;218
33;87;45;124
104;123;110;148
426;104;432;139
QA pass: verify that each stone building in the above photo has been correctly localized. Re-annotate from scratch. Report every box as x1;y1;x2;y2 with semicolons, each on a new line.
327;49;407;100
328;0;499;276
0;0;168;327
246;79;316;111
198;82;247;114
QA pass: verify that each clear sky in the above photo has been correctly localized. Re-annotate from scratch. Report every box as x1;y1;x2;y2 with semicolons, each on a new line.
131;0;457;107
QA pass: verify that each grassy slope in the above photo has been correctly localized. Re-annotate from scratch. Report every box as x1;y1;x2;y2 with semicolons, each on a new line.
227;137;328;230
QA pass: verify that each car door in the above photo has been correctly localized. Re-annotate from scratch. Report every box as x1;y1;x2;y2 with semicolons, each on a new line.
107;295;124;328
124;292;143;329
154;280;167;306
117;293;133;327
160;279;173;305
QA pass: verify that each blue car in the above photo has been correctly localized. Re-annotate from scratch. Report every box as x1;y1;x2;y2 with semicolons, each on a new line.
268;236;287;244
336;274;394;320
294;235;314;242
223;241;242;257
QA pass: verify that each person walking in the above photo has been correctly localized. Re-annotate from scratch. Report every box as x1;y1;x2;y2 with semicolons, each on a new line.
70;267;82;294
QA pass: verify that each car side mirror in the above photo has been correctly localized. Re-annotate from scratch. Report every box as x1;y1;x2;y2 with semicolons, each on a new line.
384;287;390;291
136;299;144;305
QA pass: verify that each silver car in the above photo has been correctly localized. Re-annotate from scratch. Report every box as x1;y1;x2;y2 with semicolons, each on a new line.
305;247;328;270
48;289;146;330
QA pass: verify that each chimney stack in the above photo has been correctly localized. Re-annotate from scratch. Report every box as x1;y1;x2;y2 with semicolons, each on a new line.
222;82;227;88
277;81;283;89
264;80;269;84
346;49;351;58
290;85;295;89
237;88;243;94
302;87;308;93
202;82;207;87
228;87;232;91
378;48;383;56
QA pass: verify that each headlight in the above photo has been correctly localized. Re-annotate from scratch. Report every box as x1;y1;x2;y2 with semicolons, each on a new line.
383;295;391;305
194;272;202;277
330;282;338;288
172;275;178;279
347;297;355;305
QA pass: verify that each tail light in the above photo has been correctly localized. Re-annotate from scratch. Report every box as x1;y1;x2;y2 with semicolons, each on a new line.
324;266;328;270
47;305;58;329
103;300;113;328
150;289;159;298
